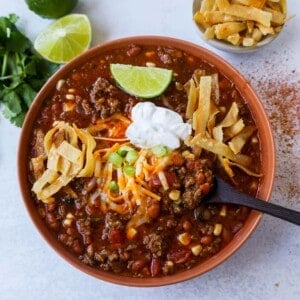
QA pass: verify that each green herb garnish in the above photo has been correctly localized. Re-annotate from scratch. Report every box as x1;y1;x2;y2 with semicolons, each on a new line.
0;14;59;127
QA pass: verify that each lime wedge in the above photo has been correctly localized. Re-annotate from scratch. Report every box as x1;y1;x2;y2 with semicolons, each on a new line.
34;14;91;63
25;0;78;19
110;64;173;98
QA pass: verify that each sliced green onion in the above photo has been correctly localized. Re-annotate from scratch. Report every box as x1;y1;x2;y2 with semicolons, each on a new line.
151;144;168;157
123;165;136;177
108;152;123;168
108;180;119;192
117;145;134;157
125;150;138;164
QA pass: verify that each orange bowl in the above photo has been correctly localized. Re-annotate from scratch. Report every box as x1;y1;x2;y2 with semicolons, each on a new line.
17;36;275;286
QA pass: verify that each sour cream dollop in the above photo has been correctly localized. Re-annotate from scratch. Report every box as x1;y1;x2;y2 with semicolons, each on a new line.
126;102;191;149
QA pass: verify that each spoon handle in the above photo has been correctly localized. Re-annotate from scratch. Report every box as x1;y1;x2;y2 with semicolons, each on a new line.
212;178;300;226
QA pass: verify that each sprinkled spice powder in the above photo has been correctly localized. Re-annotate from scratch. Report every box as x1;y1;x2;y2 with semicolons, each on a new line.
239;60;300;206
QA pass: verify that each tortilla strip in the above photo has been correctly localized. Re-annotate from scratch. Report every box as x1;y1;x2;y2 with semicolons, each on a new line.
232;0;266;8
221;4;272;27
214;22;247;39
74;125;96;177
213;102;239;142
186;79;198;119
194;76;212;135
32;169;59;195
37;175;73;200
187;133;252;166
200;0;216;13
56;140;82;164
228;125;256;154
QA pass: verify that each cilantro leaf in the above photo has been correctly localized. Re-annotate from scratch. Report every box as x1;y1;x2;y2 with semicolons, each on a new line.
0;14;59;127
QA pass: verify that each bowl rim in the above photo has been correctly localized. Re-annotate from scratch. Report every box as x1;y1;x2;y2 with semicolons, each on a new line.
17;35;275;287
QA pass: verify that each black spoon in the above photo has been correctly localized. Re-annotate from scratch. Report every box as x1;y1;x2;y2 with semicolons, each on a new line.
205;176;300;226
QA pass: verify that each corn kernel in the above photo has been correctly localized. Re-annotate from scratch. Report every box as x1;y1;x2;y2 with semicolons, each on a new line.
66;213;75;220
145;51;155;58
66;94;75;100
165;260;174;267
213;223;223;236
169;190;180;201
63;218;73;227
63;101;75;112
182;150;195;159
126;228;137;240
146;62;156;67
56;79;65;91
191;244;203;256
177;232;191;246
219;205;227;217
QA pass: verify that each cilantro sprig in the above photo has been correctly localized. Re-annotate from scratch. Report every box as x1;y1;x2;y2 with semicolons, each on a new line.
0;14;59;127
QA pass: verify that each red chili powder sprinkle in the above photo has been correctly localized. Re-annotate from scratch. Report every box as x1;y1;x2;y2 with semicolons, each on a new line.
239;61;300;205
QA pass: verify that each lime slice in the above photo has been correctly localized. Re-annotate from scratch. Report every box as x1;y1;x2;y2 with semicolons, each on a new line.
110;64;173;98
34;14;91;64
25;0;78;19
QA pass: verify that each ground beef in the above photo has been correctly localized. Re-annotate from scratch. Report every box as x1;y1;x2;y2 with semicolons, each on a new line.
79;98;94;115
101;211;125;241
181;158;213;209
90;77;121;118
143;233;166;258
76;218;93;245
157;47;183;65
94;97;121;119
90;77;117;101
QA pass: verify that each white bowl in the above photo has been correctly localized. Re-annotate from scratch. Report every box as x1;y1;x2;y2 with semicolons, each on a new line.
192;0;286;53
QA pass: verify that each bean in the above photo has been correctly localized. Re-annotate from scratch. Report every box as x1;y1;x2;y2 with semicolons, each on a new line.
71;73;81;81
167;248;191;264
200;235;212;246
131;260;145;272
46;202;56;212
45;212;60;231
171;152;184;166
196;172;205;184
182;220;192;231
141;267;151;277
72;239;84;254
202;209;211;220
86;244;94;257
58;233;69;245
147;201;160;219
222;227;233;243
149;174;162;189
66;227;77;236
150;258;161;277
200;183;211;194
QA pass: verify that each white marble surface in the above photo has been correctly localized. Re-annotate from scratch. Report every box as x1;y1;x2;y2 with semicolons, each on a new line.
0;1;299;299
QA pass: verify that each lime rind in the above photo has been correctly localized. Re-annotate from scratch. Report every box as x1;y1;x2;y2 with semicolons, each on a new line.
110;64;173;98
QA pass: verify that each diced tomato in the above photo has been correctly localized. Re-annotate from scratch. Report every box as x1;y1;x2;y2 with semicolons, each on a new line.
164;171;177;187
109;229;123;245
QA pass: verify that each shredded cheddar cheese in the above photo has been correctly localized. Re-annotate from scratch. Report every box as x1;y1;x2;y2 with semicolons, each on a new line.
31;117;174;233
